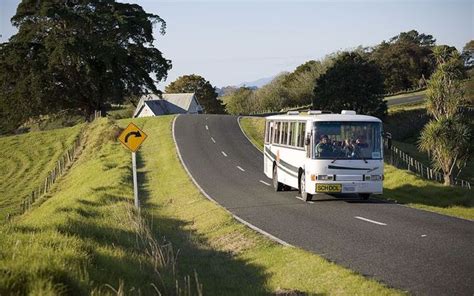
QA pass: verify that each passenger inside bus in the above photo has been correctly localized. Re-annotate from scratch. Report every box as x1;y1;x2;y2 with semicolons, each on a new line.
315;135;333;157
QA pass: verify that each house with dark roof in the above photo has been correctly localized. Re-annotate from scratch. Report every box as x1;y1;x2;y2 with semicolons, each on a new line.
133;93;203;117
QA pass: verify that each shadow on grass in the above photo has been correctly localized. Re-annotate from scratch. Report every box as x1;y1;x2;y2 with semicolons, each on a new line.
52;152;281;295
382;184;473;209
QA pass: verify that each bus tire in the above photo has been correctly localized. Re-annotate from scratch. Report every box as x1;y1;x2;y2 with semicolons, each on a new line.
359;193;371;200
273;164;283;192
299;172;313;202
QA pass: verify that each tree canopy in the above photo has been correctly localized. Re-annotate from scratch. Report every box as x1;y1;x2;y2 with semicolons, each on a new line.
313;52;387;118
165;74;224;114
223;87;255;115
370;30;435;92
0;0;171;132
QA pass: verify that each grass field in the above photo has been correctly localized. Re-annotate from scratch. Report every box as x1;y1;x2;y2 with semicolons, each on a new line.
240;117;473;220
0;119;187;294
0;125;83;221
384;89;426;101
0;116;403;295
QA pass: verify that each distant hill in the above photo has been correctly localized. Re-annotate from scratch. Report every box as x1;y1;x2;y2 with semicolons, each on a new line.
216;75;276;97
237;75;275;88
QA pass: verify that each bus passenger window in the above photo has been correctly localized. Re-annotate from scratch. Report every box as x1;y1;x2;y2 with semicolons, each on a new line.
289;122;297;146
297;123;306;147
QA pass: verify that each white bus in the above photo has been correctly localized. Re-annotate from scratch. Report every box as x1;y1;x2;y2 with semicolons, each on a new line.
263;110;383;201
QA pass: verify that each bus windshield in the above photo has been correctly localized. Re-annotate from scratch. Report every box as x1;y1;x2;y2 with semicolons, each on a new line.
313;122;382;160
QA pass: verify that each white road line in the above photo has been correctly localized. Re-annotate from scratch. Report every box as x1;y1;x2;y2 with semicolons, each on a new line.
237;166;245;172
211;137;216;143
308;201;315;204
421;234;427;237
354;216;387;226
295;196;303;201
205;125;209;130
259;180;271;186
221;151;228;157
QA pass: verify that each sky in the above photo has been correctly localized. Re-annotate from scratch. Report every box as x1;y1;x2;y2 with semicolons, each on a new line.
0;0;473;88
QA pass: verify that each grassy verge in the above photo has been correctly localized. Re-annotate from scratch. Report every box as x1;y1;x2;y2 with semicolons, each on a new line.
239;116;265;149
392;140;473;184
0;119;194;294
125;115;402;295
240;117;473;220
384;89;426;101
0;124;83;220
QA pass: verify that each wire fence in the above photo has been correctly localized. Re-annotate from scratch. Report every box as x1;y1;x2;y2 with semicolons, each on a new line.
5;111;102;222
383;136;471;190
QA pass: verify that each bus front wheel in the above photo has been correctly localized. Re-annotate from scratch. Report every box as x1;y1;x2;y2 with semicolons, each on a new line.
273;165;283;192
299;172;313;202
359;193;371;200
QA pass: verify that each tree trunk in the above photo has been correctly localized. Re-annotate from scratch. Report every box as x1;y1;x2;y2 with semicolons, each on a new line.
443;173;454;186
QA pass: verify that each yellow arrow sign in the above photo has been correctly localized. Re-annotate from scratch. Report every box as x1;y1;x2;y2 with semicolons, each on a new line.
118;123;148;152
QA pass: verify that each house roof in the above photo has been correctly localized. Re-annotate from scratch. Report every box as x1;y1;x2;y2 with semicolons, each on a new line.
133;93;199;117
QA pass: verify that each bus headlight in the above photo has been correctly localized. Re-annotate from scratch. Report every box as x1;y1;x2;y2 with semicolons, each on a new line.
318;175;334;181
370;175;383;181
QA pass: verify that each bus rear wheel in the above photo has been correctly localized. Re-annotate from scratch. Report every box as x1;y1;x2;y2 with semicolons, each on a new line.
299;172;313;202
359;193;371;200
273;165;283;192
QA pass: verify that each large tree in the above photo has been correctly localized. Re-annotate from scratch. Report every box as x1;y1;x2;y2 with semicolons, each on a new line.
0;0;171;132
419;46;472;185
165;74;224;114
370;30;435;92
223;87;255;115
312;52;387;118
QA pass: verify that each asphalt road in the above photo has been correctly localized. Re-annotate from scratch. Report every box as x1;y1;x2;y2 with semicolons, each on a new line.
385;94;425;106
174;114;474;296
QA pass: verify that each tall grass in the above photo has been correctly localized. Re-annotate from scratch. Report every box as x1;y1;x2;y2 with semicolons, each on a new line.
0;119;201;295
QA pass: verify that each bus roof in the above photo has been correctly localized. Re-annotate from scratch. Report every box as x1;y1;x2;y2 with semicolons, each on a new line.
265;113;382;123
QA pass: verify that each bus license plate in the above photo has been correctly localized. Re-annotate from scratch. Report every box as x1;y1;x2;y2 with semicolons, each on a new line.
316;184;342;193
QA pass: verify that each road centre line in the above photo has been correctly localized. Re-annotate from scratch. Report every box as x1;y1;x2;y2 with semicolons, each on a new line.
205;125;209;130
221;151;228;157
354;216;387;226
237;166;245;172
259;180;271;186
211;137;216;143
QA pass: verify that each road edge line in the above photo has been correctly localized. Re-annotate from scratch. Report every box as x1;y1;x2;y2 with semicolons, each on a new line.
172;115;293;248
237;116;264;152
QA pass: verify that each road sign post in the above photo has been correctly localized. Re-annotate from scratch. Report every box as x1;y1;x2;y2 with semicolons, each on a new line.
118;123;148;209
132;152;139;208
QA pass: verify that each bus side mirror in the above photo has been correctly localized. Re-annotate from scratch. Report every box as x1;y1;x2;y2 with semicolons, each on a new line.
305;136;311;146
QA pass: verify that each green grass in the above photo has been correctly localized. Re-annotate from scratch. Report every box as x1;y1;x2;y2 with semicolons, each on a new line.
0;125;83;220
239;116;265;149
392;140;474;184
384;90;426;101
0;119;185;294
383;165;473;220
240;117;473;220
127;115;402;295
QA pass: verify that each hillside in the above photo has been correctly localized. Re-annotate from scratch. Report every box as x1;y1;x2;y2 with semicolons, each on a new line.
0;125;83;221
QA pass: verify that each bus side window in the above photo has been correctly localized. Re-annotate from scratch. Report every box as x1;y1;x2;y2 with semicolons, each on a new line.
281;122;288;145
297;123;306;148
273;122;280;144
289;122;298;147
265;121;271;144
